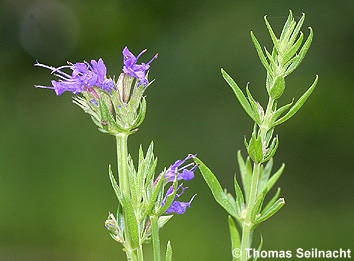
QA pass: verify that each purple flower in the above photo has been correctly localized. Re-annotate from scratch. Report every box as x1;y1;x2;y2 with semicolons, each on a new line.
35;58;115;95
160;155;198;215
164;184;196;215
165;154;197;182
122;47;158;86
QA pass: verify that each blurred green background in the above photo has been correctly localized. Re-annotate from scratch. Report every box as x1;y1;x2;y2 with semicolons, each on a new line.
0;0;353;260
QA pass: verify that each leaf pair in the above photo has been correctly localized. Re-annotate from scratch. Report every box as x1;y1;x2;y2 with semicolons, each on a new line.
223;68;318;127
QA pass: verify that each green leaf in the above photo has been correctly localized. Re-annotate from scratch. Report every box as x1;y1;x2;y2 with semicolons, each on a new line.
251;190;267;222
133;97;147;128
158;215;173;229
250;32;272;73
253;236;264;261
263;136;279;162
282;20;296;43
269;76;285;99
289;13;305;44
221;69;258;123
228;216;241;261
285;27;314;76
283;32;304;64
195;158;239;218
264;47;277;70
259;159;273;193
247;133;263;163
165;241;173;261
272;101;293;121
99;98;123;134
280;10;294;41
274;75;318;126
264;15;279;51
237;151;251;202
266;164;285;193
108;165;123;204
262;187;281;214
233;175;245;214
256;198;285;223
246;86;261;124
121;196;140;248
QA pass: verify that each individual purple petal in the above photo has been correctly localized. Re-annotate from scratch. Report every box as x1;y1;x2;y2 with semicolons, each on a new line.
165;154;197;182
35;58;115;95
122;47;158;86
180;169;195;181
165;195;196;215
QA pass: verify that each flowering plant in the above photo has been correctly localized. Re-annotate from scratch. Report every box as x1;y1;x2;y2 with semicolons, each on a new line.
35;47;197;261
195;11;318;261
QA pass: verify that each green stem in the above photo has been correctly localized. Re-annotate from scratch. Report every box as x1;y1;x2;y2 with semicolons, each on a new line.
125;246;138;261
151;216;161;261
240;96;275;261
116;133;142;261
137;245;144;261
240;163;260;261
116;133;130;198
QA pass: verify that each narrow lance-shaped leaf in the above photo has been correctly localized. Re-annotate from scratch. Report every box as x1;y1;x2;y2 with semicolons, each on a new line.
279;10;293;41
264;47;277;70
289;13;305;44
250;190;267;222
237;151;251;202
108;165;123;204
142;171;165;219
274;75;318;126
272;100;293;121
194;157;239;218
258;159;273;193
250;31;272;73
282;20;296;43
246;85;261;123
253;236;264;261
221;69;259;123
121;196;140;248
283;32;304;64
165;241;173;261
266;164;285;192
133;97;147;128
228;216;241;261
285;27;314;76
264;15;279;51
262;187;281;214
256;198;285;224
234;175;245;214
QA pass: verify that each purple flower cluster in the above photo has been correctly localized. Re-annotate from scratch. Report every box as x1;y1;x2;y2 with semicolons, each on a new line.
35;47;158;96
122;47;158;86
163;154;198;215
35;59;115;96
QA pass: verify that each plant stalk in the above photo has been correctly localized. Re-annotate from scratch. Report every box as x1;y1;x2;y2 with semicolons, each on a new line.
116;133;144;261
116;133;130;196
240;96;275;261
151;216;161;261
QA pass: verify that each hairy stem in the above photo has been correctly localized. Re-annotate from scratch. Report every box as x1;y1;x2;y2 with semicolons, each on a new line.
240;163;260;261
240;96;275;261
137;245;144;261
116;133;130;196
117;133;145;261
151;216;161;261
